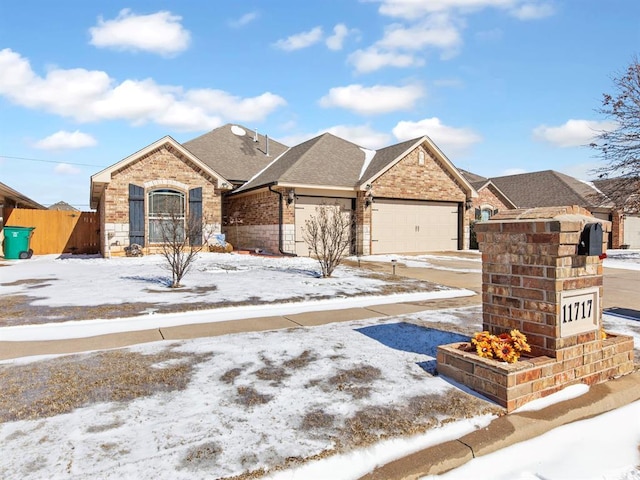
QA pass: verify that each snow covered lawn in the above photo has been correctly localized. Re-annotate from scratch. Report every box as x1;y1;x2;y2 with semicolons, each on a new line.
0;250;639;479
0;252;456;328
1;307;502;480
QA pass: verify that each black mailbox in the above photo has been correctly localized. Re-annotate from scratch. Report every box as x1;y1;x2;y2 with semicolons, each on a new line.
577;223;603;256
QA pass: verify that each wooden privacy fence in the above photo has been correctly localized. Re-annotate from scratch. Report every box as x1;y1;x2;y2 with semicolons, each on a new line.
4;208;100;255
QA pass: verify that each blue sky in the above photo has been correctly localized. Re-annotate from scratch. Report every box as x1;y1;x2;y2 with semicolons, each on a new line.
1;0;638;209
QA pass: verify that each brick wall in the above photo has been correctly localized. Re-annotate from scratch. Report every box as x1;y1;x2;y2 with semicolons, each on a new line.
100;144;221;256
437;205;634;411
372;146;467;202
223;187;293;253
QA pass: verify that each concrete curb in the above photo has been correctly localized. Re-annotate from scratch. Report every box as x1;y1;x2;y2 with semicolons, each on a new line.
359;369;640;480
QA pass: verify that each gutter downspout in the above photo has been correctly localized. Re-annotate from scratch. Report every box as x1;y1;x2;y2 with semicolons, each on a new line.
269;185;297;257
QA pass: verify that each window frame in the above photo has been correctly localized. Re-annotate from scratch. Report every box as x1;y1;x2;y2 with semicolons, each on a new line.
147;188;186;244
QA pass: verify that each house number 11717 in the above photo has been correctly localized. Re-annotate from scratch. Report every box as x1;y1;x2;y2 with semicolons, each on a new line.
562;299;592;323
559;287;599;337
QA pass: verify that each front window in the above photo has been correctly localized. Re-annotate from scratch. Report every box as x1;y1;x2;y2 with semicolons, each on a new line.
480;208;493;222
148;189;185;243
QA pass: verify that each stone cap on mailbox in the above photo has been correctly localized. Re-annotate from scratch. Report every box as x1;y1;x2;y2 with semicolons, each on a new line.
476;205;611;232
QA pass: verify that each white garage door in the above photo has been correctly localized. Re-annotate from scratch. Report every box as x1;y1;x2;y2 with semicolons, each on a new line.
371;199;459;254
294;196;353;256
624;215;640;248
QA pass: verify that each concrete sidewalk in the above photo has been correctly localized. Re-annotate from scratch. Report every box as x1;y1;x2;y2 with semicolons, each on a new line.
360;369;640;479
0;293;478;360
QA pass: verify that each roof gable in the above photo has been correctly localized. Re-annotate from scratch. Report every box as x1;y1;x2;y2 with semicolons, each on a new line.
360;136;476;197
235;133;366;192
183;124;288;183
90;136;229;209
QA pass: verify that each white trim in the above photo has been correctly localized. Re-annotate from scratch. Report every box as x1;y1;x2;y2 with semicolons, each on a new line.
144;179;189;190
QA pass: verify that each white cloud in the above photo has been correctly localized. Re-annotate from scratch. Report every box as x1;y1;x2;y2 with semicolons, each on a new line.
326;24;351;51
509;2;555;20
278;125;391;150
0;48;286;132
273;27;324;51
185;89;287;123
348;47;423;73
54;163;81;175
319;84;424;115
229;11;259;28
89;9;191;56
377;14;463;56
392;117;482;157
34;130;97;150
374;0;554;19
533;119;618;148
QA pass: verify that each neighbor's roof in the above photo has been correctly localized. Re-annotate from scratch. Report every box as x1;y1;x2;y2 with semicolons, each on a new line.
459;169;489;190
183;124;288;183
489;170;614;209
48;201;78;211
593;176;640;211
0;181;45;209
236;133;366;192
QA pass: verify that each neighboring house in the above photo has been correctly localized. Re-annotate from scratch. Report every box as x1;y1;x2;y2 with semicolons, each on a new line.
90;124;477;257
1;181;45;256
48;201;78;211
461;169;619;248
593;177;640;248
460;170;516;222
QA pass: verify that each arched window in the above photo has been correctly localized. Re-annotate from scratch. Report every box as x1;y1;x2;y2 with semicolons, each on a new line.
148;189;185;243
480;207;493;222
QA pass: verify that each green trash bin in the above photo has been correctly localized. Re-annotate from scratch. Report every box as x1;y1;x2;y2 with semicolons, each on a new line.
3;226;35;260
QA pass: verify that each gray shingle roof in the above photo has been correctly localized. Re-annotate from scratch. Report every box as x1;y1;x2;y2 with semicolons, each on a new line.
236;133;367;192
359;137;419;183
459;169;488;190
182;124;288;183
490;170;613;209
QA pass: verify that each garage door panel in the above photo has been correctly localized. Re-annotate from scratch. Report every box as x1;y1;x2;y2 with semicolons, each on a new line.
371;199;458;254
624;215;640;248
295;197;352;256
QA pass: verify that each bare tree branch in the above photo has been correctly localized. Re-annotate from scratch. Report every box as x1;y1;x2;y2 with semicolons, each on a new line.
302;203;352;278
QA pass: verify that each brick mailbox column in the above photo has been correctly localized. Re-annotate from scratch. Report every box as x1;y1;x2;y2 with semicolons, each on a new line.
437;206;635;411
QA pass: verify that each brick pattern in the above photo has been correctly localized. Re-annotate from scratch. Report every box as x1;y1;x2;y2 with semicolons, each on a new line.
475;206;609;357
372;146;466;202
437;205;635;412
222;187;293;252
468;184;512;223
99;145;222;256
438;335;635;411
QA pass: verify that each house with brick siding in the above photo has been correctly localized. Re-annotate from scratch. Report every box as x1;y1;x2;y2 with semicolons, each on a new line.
461;169;623;248
593;177;640;248
90;124;477;257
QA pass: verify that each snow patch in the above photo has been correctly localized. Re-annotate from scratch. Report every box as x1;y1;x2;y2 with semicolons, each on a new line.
231;125;246;136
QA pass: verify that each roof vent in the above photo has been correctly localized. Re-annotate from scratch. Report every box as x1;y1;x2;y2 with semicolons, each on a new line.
254;128;258;142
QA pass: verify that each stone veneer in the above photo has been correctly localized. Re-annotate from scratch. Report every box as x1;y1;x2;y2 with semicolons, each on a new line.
437;206;635;411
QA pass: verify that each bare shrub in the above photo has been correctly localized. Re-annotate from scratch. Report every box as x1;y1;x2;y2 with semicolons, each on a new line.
179;441;222;470
302;203;353;277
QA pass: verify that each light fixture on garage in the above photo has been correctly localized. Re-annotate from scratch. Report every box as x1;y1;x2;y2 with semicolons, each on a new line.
465;198;473;210
364;190;373;208
287;189;295;205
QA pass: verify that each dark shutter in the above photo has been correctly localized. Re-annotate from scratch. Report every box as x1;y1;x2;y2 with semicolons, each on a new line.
189;187;203;246
475;208;481;221
129;184;145;246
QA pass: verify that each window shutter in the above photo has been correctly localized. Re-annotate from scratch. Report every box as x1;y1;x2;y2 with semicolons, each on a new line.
493;209;499;216
189;187;203;246
129;184;145;246
475;208;481;220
